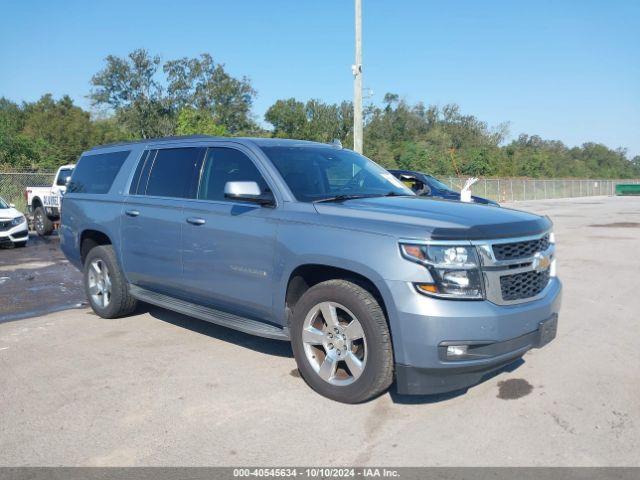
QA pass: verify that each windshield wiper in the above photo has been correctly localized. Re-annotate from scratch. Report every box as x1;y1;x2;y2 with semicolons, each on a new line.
314;192;411;203
382;191;413;197
314;194;377;203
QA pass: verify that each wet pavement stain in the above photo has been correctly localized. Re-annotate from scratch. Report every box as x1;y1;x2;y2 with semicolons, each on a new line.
0;233;85;322
497;378;534;400
589;222;640;228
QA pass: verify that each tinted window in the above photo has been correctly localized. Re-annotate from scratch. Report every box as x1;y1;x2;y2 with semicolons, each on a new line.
68;151;130;194
129;150;150;194
145;148;203;198
424;175;454;192
198;148;268;201
56;168;74;186
260;146;412;202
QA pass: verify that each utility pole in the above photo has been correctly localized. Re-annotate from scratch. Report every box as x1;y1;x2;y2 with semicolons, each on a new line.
353;0;363;153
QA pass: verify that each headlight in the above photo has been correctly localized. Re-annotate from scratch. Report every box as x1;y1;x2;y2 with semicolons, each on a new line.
400;243;484;299
10;215;26;227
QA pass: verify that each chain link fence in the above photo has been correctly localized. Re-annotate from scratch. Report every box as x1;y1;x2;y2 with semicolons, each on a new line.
439;177;640;203
1;170;639;212
0;171;56;212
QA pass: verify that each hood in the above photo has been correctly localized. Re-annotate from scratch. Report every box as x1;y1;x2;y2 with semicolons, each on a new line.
0;206;23;220
314;196;550;240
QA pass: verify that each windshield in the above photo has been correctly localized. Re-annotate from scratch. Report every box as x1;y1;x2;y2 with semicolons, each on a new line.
424;174;454;192
261;146;414;202
0;197;8;209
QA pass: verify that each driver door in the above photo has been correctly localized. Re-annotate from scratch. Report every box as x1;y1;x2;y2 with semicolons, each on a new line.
181;145;279;322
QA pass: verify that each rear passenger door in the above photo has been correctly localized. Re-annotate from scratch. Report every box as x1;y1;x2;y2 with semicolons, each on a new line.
121;146;204;294
181;145;279;322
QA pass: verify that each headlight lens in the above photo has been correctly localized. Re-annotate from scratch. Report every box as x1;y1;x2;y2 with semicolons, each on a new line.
400;243;484;299
10;215;26;227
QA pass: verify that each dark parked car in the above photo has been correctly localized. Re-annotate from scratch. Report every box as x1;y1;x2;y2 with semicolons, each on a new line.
389;169;499;206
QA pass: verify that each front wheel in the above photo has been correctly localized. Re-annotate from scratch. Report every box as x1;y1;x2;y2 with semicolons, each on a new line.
290;279;394;403
33;206;53;236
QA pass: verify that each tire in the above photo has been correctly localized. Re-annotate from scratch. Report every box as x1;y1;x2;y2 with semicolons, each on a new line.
83;245;137;318
13;241;27;248
290;279;394;403
34;206;54;236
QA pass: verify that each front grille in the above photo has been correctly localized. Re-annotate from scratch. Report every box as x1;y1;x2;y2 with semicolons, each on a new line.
500;269;550;301
0;220;11;232
492;234;550;260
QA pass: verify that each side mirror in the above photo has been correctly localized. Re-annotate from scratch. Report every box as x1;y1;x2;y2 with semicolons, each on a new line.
224;181;275;206
9;203;15;208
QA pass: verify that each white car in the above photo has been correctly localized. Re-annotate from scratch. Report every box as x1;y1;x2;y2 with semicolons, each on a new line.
0;197;29;248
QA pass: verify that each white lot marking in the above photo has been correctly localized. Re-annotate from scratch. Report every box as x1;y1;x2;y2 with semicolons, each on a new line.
0;260;62;272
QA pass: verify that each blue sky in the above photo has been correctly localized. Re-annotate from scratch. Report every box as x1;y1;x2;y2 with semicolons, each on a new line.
1;0;638;156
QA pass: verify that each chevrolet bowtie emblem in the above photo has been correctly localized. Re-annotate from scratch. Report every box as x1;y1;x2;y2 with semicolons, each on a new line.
532;252;551;272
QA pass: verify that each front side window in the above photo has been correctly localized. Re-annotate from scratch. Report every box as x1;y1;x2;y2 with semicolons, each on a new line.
198;148;268;201
68;150;130;194
0;197;9;209
260;146;413;202
145;148;203;198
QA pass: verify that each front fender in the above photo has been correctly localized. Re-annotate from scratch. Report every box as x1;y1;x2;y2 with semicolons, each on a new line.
274;221;421;361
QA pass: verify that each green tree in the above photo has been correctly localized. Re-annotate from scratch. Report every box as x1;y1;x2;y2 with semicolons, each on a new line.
264;98;353;146
164;53;257;133
21;94;94;166
265;98;306;138
176;107;227;136
90;49;175;138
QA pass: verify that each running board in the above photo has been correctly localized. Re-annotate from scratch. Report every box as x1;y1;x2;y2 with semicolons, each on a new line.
129;285;290;341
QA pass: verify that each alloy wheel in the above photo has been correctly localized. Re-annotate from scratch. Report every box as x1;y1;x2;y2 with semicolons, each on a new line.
87;259;112;308
301;301;367;386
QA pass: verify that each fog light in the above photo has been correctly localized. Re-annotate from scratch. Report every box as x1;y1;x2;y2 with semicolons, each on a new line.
446;345;468;357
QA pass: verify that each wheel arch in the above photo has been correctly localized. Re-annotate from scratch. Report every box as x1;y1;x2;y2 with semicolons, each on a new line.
31;196;43;211
281;260;397;331
80;229;113;265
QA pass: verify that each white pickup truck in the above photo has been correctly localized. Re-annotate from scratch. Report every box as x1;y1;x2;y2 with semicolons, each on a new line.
25;164;74;236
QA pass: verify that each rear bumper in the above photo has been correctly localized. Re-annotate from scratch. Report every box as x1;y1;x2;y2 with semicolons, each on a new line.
386;277;562;395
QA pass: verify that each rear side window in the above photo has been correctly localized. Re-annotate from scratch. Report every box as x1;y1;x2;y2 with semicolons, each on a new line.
144;148;203;198
68;151;130;194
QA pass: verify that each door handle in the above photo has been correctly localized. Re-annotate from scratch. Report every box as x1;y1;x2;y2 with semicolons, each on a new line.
125;209;140;217
186;217;206;225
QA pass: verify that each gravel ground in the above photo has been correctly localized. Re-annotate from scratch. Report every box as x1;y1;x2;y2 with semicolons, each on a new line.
0;196;638;466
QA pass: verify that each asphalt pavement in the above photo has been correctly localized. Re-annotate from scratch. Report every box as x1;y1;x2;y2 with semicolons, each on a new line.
0;196;638;466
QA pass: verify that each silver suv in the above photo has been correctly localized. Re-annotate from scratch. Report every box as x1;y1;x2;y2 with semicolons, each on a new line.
60;136;561;403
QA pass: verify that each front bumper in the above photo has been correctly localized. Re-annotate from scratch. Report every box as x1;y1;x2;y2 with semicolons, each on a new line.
386;277;562;395
0;223;29;245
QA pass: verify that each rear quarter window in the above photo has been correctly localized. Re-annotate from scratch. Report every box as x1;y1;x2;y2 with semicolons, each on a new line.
68;150;130;194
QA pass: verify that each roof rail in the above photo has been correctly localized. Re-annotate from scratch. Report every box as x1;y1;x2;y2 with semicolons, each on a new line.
89;135;221;150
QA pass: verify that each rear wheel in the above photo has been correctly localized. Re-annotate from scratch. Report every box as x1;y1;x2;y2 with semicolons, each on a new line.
84;245;137;318
34;206;53;236
290;279;393;403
